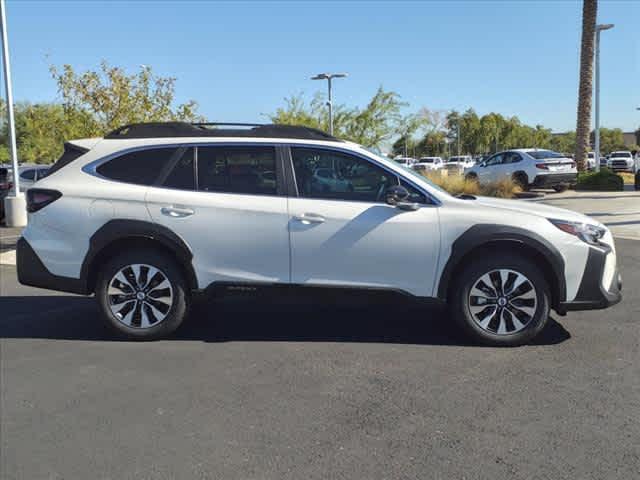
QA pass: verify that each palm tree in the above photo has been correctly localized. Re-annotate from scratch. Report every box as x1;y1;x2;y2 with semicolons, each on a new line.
575;0;598;171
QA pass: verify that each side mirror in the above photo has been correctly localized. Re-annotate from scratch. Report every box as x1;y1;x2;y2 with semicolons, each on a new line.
385;185;419;211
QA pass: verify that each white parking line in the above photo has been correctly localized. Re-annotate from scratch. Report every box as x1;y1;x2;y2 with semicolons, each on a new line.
0;249;16;265
0;235;20;242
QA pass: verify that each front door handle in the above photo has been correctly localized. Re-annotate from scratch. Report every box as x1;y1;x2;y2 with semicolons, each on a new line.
293;213;326;224
161;206;195;218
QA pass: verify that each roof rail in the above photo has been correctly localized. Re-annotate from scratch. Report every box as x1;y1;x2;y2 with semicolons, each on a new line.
104;122;341;142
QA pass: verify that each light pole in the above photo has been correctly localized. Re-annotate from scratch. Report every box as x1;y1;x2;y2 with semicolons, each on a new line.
311;73;347;135
1;0;25;226
594;23;614;172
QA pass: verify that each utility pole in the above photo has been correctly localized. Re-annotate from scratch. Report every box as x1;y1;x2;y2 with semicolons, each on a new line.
1;0;26;227
594;23;614;172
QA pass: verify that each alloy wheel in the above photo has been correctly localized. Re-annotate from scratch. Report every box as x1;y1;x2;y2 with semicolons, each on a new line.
468;269;537;335
107;264;174;328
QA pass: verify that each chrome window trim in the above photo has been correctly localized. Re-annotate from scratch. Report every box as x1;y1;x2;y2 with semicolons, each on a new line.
82;142;286;197
82;140;442;206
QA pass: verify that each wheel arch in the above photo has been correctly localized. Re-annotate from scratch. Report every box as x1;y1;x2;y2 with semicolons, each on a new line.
437;225;566;309
82;220;198;294
512;170;529;184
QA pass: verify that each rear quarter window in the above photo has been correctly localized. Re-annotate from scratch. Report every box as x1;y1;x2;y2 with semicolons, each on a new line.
96;147;179;185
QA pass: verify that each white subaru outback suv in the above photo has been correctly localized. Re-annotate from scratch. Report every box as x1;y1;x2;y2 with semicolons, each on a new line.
17;123;622;346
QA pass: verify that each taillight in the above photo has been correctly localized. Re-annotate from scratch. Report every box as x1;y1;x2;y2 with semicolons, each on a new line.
26;189;62;213
535;163;549;170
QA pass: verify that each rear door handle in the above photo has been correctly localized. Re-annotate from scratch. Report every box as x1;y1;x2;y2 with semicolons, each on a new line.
293;213;326;224
161;206;195;218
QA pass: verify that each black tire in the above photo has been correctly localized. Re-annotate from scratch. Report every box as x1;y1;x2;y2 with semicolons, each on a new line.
96;249;190;340
512;172;529;191
449;253;550;347
552;184;568;193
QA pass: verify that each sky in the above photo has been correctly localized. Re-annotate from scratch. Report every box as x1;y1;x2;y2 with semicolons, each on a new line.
2;0;639;133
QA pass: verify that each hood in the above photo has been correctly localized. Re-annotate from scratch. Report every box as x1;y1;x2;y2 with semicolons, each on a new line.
469;196;602;226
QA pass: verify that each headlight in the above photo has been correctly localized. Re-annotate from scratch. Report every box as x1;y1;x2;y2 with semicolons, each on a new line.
549;219;606;245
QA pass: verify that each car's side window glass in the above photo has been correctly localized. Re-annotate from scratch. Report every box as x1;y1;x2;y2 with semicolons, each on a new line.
97;147;178;185
399;179;428;204
163;148;196;190
504;152;521;164
485;154;504;166
197;146;277;195
291;147;398;203
20;169;35;180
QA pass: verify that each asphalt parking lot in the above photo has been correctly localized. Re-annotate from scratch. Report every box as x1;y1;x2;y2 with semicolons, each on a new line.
1;235;638;479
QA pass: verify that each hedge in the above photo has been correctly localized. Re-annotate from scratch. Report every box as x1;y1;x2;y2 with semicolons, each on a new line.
576;168;624;191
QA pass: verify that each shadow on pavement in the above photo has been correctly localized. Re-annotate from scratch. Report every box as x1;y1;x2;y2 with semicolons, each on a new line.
0;292;571;347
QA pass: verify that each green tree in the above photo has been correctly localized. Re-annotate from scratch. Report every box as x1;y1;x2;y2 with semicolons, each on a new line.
270;86;405;149
592;127;626;154
50;61;203;132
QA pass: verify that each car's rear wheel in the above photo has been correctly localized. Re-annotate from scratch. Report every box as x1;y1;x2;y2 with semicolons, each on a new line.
96;249;189;340
553;184;568;193
512;172;529;191
450;253;550;346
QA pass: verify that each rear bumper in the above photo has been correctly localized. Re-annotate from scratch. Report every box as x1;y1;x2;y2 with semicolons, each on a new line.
532;173;577;187
16;237;88;295
557;243;622;313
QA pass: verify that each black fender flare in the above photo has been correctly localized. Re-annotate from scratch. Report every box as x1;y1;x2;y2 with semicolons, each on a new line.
437;224;566;305
81;219;198;292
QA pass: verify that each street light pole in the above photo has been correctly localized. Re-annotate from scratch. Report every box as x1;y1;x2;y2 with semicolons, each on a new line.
311;73;347;135
1;0;26;227
594;23;614;172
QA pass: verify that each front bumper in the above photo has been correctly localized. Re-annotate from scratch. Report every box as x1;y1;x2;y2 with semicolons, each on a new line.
532;173;577;187
558;242;622;312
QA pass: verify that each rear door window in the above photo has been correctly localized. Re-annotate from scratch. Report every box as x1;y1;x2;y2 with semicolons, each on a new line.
97;147;179;185
162;148;196;190
197;146;278;195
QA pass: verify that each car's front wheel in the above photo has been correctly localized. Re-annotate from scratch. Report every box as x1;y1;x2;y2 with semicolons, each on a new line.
450;253;550;346
96;249;190;340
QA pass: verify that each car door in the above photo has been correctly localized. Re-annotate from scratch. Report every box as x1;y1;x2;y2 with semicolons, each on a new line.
499;151;523;179
287;146;440;297
146;144;290;288
477;153;504;182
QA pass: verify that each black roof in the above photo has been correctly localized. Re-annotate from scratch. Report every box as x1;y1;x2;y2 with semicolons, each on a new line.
104;122;341;142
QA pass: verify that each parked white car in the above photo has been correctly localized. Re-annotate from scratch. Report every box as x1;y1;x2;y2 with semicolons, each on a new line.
311;167;353;194
607;151;634;172
412;157;444;173
17;122;621;346
465;149;577;192
394;156;416;168
444;155;474;175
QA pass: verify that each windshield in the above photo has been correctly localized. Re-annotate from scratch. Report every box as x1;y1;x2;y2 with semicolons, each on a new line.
420;158;434;163
611;152;631;158
527;150;565;160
